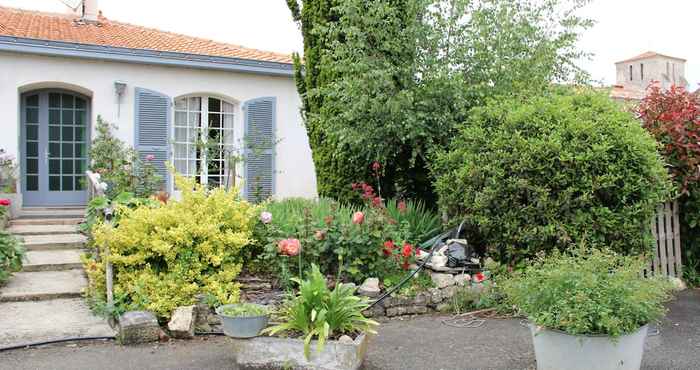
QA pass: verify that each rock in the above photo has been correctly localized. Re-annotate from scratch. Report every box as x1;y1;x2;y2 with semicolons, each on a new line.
386;305;428;317
158;329;170;342
431;273;455;289
358;278;381;298
168;305;195;339
442;286;457;300
382;296;412;308
428;288;443;304
413;292;430;306
207;313;222;326
436;303;452;313
362;304;385;318
338;335;354;345
670;277;687;291
117;311;161;345
454;274;471;286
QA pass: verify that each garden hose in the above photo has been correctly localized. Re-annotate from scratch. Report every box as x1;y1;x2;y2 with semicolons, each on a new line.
366;221;467;309
0;336;115;352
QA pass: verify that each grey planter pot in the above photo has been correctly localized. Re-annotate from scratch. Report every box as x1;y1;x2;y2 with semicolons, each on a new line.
230;333;371;370
530;324;648;370
216;304;269;339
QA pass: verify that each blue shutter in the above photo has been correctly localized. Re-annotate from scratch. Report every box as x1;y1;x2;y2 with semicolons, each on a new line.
244;97;276;202
135;88;171;191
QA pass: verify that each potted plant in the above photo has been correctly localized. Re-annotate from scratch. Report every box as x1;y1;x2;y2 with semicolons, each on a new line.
216;303;270;338
229;264;378;370
503;246;672;370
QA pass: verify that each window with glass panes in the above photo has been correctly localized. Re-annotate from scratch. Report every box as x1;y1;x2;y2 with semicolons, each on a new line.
173;96;235;187
48;93;88;192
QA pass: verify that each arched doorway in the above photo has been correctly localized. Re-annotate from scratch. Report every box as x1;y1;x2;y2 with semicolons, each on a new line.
20;90;91;206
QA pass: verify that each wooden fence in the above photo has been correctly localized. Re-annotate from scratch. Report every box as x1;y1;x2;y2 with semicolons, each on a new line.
648;201;683;278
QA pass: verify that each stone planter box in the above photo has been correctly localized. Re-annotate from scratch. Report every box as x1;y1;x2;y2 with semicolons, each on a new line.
230;333;371;370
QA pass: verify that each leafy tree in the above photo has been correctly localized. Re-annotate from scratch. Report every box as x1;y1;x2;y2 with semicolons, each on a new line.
288;0;593;203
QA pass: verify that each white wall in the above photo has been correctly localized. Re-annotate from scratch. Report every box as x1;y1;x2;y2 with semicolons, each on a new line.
0;51;317;199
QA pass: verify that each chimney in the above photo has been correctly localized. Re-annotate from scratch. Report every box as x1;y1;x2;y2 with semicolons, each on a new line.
82;0;99;23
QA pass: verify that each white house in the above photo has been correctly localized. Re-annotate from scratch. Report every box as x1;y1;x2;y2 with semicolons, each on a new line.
0;1;317;208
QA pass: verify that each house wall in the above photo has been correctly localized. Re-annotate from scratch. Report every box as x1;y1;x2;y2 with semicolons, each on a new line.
0;51;317;200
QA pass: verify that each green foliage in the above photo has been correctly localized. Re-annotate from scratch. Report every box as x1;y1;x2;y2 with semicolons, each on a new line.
288;0;592;203
85;175;257;319
0;149;16;193
432;90;671;263
89;116;162;198
502;246;672;337
80;192;159;234
0;230;24;285
264;265;378;359
219;303;269;318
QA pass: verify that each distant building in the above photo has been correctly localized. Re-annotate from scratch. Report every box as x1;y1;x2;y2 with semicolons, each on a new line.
610;51;688;102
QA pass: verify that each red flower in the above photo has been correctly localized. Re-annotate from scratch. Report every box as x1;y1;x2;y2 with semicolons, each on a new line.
401;261;410;270
401;242;413;258
0;199;10;206
383;240;395;256
473;272;486;283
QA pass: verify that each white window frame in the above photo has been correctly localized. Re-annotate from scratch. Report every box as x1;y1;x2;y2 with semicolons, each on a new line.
172;95;244;190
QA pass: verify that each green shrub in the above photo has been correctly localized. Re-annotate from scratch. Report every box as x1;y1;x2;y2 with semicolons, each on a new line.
502;246;672;337
0;230;23;285
432;90;671;263
86;176;256;319
264;264;378;359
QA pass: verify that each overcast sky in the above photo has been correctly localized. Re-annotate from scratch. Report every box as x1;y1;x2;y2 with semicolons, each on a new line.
1;0;698;89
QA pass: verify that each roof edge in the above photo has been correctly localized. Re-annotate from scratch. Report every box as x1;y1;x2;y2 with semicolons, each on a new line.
615;52;687;64
0;35;294;77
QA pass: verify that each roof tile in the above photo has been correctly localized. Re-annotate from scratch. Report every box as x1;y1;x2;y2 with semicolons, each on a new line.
0;6;292;64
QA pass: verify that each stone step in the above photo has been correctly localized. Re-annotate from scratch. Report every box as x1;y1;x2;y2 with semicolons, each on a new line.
22;250;84;272
0;298;115;347
18;208;86;219
8;224;79;236
10;217;84;226
19;234;87;251
0;270;86;302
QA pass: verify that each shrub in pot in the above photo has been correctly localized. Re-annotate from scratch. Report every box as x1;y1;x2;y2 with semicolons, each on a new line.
216;303;269;338
503;246;672;370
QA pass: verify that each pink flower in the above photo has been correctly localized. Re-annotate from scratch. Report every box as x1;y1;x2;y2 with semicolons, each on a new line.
0;199;10;206
372;161;381;172
260;211;272;224
383;240;395;256
372;196;382;208
145;154;155;161
352;211;365;225
397;200;407;213
278;238;301;257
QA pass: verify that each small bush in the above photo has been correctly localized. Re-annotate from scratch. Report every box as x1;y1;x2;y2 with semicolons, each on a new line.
502;246;671;337
432;90;671;263
87;176;256;319
0;230;24;285
219;303;268;318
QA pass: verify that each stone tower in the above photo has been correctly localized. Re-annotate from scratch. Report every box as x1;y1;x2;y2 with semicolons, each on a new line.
615;51;687;90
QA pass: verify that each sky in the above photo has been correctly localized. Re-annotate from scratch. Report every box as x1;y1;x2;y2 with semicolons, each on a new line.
0;0;698;90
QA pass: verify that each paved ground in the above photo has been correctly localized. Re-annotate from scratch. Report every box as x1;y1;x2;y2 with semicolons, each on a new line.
0;289;698;370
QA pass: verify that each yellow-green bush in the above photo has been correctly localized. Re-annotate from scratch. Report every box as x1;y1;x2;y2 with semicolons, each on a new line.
87;176;257;319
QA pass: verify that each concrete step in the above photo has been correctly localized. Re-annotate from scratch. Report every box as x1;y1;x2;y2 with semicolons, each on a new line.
8;224;79;236
22;250;84;272
0;298;115;347
18;208;85;219
10;217;84;226
0;270;86;302
20;234;87;251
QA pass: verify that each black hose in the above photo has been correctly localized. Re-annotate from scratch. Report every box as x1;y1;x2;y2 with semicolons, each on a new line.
366;221;466;309
0;336;115;352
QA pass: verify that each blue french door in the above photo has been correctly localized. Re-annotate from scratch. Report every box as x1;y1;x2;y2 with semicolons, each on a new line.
21;91;90;207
